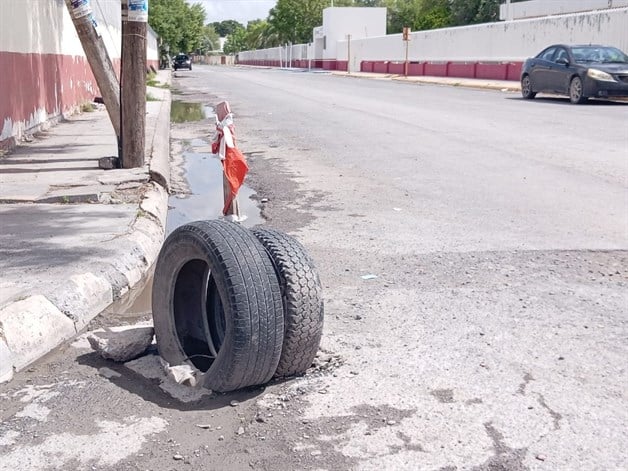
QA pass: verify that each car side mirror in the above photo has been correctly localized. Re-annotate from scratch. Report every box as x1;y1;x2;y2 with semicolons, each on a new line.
556;57;569;66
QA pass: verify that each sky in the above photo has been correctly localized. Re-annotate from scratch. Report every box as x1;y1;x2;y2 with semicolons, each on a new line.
200;0;277;26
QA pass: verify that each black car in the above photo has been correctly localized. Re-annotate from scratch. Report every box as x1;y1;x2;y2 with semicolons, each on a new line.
173;53;192;71
520;44;628;104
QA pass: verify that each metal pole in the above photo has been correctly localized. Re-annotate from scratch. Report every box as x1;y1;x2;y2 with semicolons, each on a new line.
405;39;409;77
347;34;351;74
63;0;120;142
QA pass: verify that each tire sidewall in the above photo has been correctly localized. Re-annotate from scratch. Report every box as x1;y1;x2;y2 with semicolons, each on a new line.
152;225;235;376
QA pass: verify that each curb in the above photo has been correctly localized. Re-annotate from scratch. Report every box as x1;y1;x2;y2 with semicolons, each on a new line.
332;71;521;92
0;72;172;383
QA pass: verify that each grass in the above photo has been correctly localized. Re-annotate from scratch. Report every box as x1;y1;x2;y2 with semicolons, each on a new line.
146;71;170;89
146;93;160;102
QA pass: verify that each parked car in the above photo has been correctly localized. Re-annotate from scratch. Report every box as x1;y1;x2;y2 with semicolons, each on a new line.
520;44;628;104
173;54;192;71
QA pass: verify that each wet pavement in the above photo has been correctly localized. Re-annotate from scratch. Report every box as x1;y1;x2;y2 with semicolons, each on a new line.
166;138;263;234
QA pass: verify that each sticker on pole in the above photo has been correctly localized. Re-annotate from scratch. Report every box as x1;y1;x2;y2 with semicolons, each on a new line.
70;0;92;19
128;0;148;22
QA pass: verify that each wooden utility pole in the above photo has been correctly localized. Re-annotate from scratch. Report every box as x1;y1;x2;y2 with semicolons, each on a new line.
64;0;120;142
121;0;147;168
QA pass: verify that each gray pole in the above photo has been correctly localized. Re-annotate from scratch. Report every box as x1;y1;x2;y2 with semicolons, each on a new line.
63;0;121;143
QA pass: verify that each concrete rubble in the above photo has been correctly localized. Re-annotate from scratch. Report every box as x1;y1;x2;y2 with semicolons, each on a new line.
87;327;155;362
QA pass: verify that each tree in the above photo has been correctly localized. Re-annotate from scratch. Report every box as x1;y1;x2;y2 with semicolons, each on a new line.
268;0;328;44
385;0;451;33
245;20;280;50
211;20;245;37
448;0;513;26
149;0;207;54
223;26;247;54
199;25;220;54
180;3;206;53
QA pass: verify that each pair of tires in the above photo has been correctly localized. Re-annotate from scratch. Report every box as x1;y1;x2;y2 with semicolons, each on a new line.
151;220;324;392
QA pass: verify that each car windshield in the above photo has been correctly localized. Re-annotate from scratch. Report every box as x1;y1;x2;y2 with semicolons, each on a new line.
176;55;189;61
571;46;628;64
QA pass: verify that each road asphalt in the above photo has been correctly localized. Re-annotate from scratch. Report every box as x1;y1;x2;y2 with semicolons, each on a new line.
0;68;519;383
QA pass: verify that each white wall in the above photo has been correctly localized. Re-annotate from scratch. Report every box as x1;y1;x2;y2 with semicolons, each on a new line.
239;44;308;63
500;0;628;20
0;0;122;60
321;7;386;60
337;8;628;65
147;25;159;63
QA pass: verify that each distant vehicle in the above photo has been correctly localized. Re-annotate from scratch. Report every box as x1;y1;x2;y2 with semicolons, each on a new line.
173;54;192;71
520;44;628;104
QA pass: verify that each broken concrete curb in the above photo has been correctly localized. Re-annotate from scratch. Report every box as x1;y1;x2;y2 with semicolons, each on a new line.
88;327;155;362
0;296;77;371
147;86;172;191
0;71;172;382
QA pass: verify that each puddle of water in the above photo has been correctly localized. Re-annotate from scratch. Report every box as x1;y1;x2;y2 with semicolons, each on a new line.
102;137;262;324
170;101;215;123
93;268;154;329
166;150;263;234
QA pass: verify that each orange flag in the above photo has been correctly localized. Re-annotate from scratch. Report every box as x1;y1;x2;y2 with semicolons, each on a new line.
222;143;249;215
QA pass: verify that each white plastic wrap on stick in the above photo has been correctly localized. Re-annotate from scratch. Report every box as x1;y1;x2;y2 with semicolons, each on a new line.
211;114;235;161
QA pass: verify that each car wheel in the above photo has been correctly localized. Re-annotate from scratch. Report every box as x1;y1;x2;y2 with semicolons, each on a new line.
569;76;588;104
521;75;536;99
152;220;284;392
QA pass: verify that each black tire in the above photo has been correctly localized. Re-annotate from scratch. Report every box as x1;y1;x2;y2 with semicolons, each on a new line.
569;76;588;104
521;74;536;99
152;220;284;392
253;228;324;377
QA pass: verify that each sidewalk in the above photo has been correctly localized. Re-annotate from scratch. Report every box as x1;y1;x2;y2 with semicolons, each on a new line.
0;71;172;382
237;64;522;92
332;70;521;91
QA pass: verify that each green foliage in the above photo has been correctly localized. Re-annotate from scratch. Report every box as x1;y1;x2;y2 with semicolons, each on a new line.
244;20;280;50
268;0;328;44
148;0;206;54
199;24;220;53
449;0;516;26
385;0;451;33
223;27;247;54
211;20;245;37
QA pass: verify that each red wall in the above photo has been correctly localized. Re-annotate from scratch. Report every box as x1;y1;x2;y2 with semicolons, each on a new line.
236;59;524;83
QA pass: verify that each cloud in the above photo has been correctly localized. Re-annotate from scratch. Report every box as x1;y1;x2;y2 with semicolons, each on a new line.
200;0;277;26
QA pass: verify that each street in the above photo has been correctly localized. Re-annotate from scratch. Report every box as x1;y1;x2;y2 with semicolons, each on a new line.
1;65;627;470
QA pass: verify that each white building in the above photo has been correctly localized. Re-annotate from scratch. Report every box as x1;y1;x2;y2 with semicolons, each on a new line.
312;7;386;61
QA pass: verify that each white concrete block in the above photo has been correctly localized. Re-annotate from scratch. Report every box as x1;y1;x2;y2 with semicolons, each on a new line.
0;338;14;383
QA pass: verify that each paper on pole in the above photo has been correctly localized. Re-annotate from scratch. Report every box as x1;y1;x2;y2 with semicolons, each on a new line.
128;0;148;22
